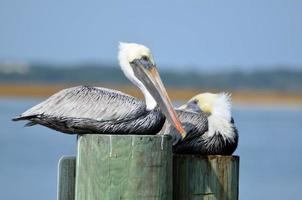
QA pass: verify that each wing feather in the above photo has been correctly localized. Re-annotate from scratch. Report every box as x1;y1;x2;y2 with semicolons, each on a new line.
17;86;146;122
160;110;208;145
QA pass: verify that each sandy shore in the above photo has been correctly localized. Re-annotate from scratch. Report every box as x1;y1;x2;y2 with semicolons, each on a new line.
0;83;301;106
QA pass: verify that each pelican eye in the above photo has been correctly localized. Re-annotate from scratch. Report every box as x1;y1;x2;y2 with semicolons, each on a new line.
192;99;198;104
141;55;149;61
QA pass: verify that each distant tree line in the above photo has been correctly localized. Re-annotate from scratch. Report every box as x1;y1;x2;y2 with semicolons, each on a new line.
0;63;301;92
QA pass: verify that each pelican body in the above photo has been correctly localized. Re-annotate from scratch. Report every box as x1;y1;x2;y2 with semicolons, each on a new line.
15;86;165;135
13;43;186;138
162;93;238;155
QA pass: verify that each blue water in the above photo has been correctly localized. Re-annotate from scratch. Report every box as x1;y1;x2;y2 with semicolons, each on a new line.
0;98;301;200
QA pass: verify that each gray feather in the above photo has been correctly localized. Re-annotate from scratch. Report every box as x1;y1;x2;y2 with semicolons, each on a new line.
14;86;165;135
18;86;145;122
160;109;208;145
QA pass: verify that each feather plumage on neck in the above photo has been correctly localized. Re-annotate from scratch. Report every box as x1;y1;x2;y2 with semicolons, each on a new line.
204;93;235;141
118;42;157;110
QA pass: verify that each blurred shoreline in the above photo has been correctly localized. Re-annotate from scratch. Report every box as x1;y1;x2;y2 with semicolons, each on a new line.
0;83;301;106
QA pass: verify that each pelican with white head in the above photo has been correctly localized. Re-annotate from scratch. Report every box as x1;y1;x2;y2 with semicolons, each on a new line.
162;92;238;155
180;92;236;141
13;42;186;138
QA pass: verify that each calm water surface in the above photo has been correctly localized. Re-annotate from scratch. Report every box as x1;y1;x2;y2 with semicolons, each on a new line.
0;98;301;200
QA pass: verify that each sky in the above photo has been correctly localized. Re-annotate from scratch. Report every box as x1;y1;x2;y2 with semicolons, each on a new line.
0;0;302;71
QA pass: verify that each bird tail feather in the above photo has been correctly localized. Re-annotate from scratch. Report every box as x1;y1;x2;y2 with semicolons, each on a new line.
12;115;38;122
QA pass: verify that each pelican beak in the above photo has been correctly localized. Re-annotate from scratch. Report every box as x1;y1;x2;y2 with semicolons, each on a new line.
131;59;186;139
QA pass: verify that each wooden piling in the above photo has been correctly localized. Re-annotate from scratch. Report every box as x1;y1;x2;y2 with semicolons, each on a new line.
75;134;173;200
57;156;76;200
173;155;239;200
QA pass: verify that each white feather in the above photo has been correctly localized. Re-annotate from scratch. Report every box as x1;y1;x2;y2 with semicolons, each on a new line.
118;42;157;110
207;93;235;141
211;92;232;122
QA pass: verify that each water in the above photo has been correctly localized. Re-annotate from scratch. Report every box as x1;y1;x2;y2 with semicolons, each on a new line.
0;98;301;200
0;98;76;200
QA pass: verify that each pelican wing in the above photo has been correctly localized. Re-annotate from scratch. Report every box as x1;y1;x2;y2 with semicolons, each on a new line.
14;86;146;122
162;109;208;145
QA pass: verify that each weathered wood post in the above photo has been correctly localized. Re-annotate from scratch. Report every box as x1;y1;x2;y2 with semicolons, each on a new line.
57;156;76;200
75;134;173;200
173;155;239;200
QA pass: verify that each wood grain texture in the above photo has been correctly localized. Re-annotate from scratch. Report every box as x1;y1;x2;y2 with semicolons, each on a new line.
75;135;172;200
173;155;239;200
57;156;76;200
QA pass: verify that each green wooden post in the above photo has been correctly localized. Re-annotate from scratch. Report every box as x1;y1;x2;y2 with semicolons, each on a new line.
173;155;239;200
75;134;173;200
57;156;76;200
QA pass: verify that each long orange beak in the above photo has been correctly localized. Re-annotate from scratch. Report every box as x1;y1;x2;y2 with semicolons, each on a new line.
131;59;186;139
148;68;186;138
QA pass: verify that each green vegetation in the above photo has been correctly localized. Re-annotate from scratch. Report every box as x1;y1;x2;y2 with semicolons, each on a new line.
0;63;301;92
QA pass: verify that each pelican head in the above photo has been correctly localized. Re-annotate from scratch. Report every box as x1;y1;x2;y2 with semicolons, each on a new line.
180;92;232;121
180;92;236;140
118;42;186;138
179;93;237;141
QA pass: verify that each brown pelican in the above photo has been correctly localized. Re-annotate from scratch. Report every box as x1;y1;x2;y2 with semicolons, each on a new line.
13;43;186;138
161;93;238;155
